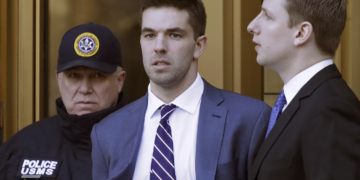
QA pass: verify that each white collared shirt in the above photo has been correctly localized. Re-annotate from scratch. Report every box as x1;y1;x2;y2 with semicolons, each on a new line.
282;59;333;111
133;73;204;180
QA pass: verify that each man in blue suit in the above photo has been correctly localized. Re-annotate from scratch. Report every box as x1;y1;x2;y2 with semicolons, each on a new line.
91;0;271;179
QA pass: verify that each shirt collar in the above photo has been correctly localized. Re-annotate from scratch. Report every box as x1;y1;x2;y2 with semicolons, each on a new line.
147;73;204;118
283;59;333;108
56;92;126;142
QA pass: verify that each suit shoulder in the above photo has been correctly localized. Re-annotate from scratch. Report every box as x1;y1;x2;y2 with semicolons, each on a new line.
10;115;60;139
308;95;360;118
96;95;147;128
202;80;270;113
0;115;61;152
219;89;270;109
299;78;360;130
310;77;360;109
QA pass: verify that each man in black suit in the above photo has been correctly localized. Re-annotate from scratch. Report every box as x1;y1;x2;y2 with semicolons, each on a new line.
247;0;360;179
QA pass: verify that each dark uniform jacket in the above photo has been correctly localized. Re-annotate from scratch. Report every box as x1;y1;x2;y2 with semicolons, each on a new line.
0;94;127;180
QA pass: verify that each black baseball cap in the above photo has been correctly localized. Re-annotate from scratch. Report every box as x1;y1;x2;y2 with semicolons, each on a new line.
57;23;122;73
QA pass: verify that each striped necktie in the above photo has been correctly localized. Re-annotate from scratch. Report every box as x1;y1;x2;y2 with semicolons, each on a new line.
150;104;177;180
265;90;287;138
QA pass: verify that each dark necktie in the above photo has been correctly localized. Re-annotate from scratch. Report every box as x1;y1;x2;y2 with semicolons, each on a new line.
150;104;177;180
265;90;287;138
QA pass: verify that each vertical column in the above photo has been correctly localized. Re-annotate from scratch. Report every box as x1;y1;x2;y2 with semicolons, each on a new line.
35;0;45;121
0;102;4;145
240;0;263;100
232;0;242;94
223;0;234;91
223;0;242;94
341;0;360;99
217;0;264;100
199;0;224;89
0;0;7;144
1;0;20;141
18;0;35;130
1;0;46;140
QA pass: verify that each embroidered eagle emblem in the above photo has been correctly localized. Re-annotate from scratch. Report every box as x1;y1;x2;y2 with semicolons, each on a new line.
74;32;100;57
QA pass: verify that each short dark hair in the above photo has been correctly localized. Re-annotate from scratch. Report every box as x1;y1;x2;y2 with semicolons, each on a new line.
140;0;207;39
284;0;347;56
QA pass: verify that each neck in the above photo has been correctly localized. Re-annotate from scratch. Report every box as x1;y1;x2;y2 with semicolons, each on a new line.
150;70;197;104
275;51;332;84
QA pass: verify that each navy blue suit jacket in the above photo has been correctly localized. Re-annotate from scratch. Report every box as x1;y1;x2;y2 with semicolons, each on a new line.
91;80;271;180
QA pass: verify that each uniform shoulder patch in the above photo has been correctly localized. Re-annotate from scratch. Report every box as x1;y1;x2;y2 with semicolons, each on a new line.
16;158;62;179
74;32;100;57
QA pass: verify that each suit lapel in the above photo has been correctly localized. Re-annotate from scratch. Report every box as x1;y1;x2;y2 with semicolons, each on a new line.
249;64;342;180
249;122;267;172
122;94;149;178
249;98;300;180
196;80;228;180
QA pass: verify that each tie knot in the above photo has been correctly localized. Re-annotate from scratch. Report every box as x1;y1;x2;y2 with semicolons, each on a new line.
159;104;177;122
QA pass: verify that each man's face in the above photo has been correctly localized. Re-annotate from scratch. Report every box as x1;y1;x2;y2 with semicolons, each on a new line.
140;7;198;88
56;66;125;116
247;0;296;71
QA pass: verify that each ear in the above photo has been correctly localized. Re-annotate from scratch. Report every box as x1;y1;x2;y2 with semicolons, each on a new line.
56;71;61;88
116;70;126;93
193;35;208;60
294;22;313;46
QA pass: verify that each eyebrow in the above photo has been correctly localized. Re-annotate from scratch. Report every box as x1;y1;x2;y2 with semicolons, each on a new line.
141;27;155;34
141;27;187;35
166;27;187;34
262;7;273;16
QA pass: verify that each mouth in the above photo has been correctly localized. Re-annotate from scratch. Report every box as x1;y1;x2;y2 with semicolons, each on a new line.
77;101;96;104
152;60;171;66
252;40;261;50
252;40;260;45
151;60;171;70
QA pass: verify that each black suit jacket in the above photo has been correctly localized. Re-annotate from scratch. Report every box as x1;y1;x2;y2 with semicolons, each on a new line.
249;65;360;180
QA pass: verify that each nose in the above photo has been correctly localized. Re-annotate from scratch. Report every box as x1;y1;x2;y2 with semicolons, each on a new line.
78;78;93;95
247;16;260;35
154;34;167;54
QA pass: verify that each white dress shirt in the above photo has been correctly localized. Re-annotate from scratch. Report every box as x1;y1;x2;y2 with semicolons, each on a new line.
133;73;204;180
282;59;333;111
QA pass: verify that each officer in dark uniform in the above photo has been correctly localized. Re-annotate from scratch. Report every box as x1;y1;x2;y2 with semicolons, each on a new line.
0;23;127;180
